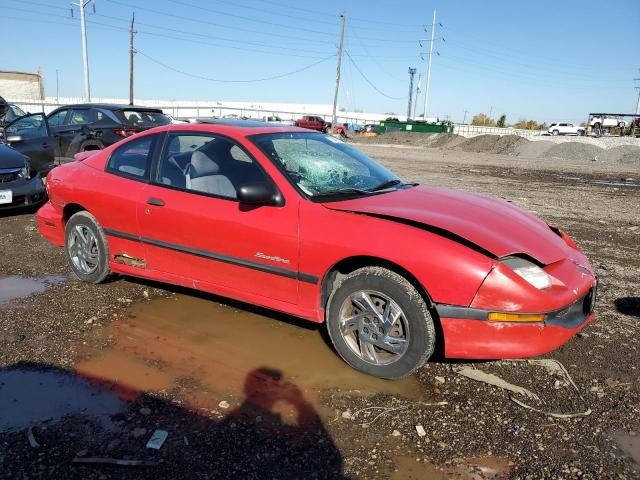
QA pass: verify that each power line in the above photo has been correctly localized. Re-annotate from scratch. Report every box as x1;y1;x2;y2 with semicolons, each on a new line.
0;6;333;59
93;12;335;56
104;0;333;45
135;49;335;83
344;51;405;100
164;0;336;37
257;0;424;28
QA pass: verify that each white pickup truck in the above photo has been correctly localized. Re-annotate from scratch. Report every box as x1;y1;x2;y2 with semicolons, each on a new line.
548;123;585;136
589;115;627;129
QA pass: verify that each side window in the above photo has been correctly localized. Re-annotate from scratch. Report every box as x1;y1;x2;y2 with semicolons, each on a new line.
5;114;48;138
69;109;94;125
48;110;68;127
106;135;157;179
157;133;268;200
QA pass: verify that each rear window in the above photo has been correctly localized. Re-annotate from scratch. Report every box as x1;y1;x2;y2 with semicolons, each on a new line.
117;110;171;127
106;135;158;180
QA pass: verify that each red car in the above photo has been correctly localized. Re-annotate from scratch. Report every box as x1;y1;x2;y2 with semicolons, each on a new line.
37;120;597;379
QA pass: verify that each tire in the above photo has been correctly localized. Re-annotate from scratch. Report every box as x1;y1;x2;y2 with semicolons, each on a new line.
552;130;559;136
577;129;585;136
326;267;436;379
64;211;111;283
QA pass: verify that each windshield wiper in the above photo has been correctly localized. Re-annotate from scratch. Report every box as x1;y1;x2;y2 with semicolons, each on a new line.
368;179;403;192
315;187;370;197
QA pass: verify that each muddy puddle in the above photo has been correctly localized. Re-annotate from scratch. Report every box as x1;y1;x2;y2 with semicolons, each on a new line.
392;455;511;479
0;368;123;433
75;295;426;418
0;274;67;304
613;432;640;464
557;175;638;188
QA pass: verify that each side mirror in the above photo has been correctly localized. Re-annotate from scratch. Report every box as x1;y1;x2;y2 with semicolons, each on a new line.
6;135;22;143
237;182;281;206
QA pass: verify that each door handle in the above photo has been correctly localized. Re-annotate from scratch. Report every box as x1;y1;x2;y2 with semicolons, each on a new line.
147;197;165;206
41;143;50;148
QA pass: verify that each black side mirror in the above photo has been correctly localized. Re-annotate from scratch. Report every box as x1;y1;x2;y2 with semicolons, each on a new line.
237;182;281;206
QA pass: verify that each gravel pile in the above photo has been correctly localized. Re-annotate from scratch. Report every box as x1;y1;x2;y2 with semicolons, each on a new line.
544;142;603;161
513;139;555;158
603;145;640;166
351;132;640;163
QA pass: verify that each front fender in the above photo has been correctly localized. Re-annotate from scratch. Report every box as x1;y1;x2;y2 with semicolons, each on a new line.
297;201;495;313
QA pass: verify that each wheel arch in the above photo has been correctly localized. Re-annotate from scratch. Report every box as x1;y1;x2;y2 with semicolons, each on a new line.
62;203;88;224
79;140;104;151
319;255;446;359
320;255;435;312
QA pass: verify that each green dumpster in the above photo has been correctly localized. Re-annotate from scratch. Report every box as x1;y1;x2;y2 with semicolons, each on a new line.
379;121;452;134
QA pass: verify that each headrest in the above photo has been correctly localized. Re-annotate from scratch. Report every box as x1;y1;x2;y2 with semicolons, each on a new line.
189;150;221;177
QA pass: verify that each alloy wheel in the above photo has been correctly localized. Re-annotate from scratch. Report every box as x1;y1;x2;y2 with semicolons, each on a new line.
338;290;410;365
68;225;99;274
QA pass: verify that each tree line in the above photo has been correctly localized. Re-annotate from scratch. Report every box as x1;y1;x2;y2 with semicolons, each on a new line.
470;113;549;131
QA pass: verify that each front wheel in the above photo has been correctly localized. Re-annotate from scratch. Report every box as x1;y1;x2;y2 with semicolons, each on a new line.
326;267;436;379
64;211;111;283
552;129;559;136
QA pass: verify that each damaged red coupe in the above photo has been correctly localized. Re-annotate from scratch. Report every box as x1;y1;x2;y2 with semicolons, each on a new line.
37;120;597;378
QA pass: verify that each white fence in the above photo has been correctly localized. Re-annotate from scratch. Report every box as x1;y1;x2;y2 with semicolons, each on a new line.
9;96;547;137
453;124;545;138
8;96;389;126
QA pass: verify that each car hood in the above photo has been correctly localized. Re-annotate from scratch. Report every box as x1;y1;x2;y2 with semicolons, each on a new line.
323;185;569;265
0;143;28;169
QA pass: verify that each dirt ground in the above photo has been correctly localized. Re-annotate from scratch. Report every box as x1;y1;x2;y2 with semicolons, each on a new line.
0;136;639;479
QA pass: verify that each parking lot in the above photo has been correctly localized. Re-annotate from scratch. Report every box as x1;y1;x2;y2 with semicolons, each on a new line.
0;136;638;479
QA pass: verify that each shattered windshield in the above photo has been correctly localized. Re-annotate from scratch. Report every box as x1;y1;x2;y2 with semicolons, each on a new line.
249;132;401;198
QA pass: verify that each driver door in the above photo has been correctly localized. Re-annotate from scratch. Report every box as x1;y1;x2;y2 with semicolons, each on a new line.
138;132;301;304
4;113;55;175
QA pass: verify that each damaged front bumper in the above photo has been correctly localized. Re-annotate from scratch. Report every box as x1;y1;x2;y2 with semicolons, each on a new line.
435;282;597;359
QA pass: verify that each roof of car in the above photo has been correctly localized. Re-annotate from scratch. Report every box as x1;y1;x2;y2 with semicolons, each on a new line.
51;103;164;112
197;118;275;128
157;118;311;135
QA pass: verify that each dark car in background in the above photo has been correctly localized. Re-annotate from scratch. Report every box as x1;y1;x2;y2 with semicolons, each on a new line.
3;113;55;176
0;142;46;210
0;97;28;130
45;104;171;161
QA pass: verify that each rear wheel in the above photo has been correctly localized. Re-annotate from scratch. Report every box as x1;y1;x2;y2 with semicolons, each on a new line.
326;267;435;379
64;211;111;283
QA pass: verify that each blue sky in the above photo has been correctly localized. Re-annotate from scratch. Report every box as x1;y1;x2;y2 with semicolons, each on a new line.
2;0;638;123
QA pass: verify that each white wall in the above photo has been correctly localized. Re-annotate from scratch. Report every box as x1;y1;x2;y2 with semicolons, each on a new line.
8;96;406;125
0;72;44;101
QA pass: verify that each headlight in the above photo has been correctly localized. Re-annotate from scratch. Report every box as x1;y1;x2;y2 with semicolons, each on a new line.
19;165;30;179
500;256;551;290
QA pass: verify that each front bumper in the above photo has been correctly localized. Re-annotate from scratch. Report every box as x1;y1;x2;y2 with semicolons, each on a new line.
0;174;46;210
36;201;65;246
436;283;597;359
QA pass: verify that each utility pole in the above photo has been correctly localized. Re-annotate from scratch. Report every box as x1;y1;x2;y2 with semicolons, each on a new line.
413;73;421;119
462;110;468;124
485;105;493;125
634;72;640;115
407;67;416;119
129;12;135;105
72;0;94;102
331;13;346;132
422;9;436;119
